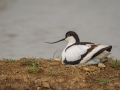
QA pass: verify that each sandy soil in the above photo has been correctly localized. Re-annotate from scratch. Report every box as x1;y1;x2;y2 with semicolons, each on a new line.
0;58;120;90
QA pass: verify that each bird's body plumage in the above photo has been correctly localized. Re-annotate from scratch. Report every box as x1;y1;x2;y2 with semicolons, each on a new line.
46;31;112;65
62;42;112;65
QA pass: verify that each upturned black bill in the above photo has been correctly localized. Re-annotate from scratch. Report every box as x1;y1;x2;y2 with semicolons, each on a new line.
45;38;65;44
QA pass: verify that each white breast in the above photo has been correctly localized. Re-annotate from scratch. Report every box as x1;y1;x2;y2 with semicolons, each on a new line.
62;45;89;62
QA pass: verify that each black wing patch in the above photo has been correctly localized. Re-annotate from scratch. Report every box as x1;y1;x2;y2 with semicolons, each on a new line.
91;45;112;59
65;42;94;52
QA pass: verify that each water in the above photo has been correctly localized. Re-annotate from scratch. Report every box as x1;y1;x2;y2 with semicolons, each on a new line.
0;0;120;59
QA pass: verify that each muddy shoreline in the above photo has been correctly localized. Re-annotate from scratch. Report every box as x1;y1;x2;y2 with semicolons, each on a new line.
0;58;120;90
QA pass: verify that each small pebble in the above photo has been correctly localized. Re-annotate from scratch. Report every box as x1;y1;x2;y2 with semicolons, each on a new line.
37;87;40;90
42;82;50;88
83;67;90;71
54;58;61;61
98;63;106;68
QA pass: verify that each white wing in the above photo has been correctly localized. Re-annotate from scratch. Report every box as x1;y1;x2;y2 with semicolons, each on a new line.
65;45;89;61
80;44;111;64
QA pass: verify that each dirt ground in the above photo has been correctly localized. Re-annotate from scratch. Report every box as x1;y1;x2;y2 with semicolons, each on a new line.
0;58;120;90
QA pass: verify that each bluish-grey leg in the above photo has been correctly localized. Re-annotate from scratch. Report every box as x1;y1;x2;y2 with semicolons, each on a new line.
86;58;100;65
101;57;109;63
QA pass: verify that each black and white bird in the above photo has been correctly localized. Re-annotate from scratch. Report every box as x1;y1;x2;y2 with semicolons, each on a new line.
46;31;112;65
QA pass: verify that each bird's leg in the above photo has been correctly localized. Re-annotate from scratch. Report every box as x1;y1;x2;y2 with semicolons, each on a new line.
100;57;109;63
86;58;100;65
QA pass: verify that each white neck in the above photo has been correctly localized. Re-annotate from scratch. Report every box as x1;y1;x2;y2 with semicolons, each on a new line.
65;36;76;47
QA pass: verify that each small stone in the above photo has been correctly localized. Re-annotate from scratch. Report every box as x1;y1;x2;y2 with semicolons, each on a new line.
98;63;106;68
37;87;40;90
58;78;64;83
54;58;61;61
42;82;50;88
23;75;28;82
83;79;86;82
83;67;90;71
35;79;41;84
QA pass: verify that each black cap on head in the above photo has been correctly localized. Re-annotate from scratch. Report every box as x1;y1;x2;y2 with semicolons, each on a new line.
65;31;80;42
